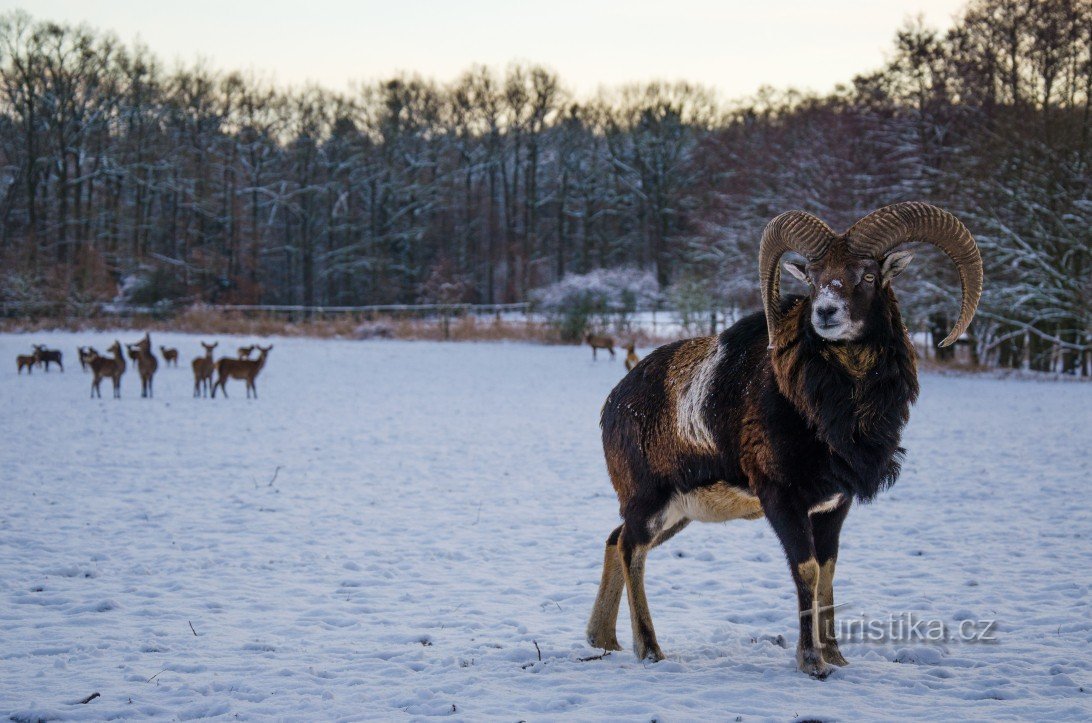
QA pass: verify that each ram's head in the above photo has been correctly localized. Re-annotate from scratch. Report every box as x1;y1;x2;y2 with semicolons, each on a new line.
758;202;983;347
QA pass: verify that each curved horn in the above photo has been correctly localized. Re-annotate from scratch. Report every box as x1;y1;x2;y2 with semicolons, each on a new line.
758;210;837;346
846;202;982;347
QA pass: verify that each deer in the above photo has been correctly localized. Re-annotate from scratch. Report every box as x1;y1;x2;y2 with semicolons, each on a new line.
78;346;99;371
160;346;179;367
32;345;63;372
128;333;158;398
212;344;272;399
126;342;142;365
17;349;39;374
237;345;255;359
192;342;218;398
624;342;640;371
585;333;616;361
90;341;126;398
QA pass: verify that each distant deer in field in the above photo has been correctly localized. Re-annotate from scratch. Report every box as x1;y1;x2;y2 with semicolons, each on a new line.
192;341;218;398
128;333;158;398
585;333;615;360
624;341;640;371
237;345;255;359
213;344;272;399
159;346;179;367
32;345;63;372
126;342;142;365
17;349;39;374
90;341;126;398
77;346;99;371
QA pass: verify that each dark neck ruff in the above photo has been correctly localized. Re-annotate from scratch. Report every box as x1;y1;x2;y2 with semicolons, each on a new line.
770;293;919;501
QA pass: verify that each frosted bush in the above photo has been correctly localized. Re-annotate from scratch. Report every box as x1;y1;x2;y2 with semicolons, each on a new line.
531;268;660;341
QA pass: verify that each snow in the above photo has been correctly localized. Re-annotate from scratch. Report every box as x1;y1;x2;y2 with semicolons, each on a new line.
1;332;1090;720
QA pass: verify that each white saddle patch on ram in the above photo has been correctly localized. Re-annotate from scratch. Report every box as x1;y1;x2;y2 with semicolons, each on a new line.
675;342;722;452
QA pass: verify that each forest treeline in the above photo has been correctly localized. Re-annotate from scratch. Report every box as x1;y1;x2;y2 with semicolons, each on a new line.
0;0;1088;370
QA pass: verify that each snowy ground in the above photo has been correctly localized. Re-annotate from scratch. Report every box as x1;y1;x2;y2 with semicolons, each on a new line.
1;332;1089;721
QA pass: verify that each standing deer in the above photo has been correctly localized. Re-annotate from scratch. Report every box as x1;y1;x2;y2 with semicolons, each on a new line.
128;333;158;398
624;342;640;371
213;345;272;399
17;349;39;374
78;346;99;371
32;345;63;372
237;345;255;359
585;333;616;360
90;341;126;398
192;341;218;398
160;346;179;367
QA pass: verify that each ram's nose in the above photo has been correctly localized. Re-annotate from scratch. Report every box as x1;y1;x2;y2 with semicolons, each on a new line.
815;305;839;325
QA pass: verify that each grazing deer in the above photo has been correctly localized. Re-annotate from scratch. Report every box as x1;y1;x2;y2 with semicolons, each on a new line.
77;346;99;371
160;346;179;367
128;333;158;398
90;341;126;398
213;344;272;399
585;333;616;360
17;349;39;374
192;341;218;398
624;342;640;371
32;345;63;372
237;345;255;359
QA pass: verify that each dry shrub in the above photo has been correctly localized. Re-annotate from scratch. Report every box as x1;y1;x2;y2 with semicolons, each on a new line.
0;306;685;346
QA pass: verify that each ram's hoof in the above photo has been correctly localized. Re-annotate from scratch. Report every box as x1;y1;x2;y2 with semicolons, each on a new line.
635;642;665;662
798;648;833;679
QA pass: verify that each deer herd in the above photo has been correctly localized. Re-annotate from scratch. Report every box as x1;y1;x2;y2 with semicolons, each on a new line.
15;334;273;400
18;329;618;398
584;333;641;371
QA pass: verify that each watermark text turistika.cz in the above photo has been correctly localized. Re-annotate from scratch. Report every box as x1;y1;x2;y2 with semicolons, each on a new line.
814;608;998;644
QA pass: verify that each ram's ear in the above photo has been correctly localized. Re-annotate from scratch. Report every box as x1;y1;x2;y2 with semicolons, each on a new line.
783;260;809;285
880;250;914;286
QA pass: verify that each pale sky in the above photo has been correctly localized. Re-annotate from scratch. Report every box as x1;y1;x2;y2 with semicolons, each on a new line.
4;0;967;99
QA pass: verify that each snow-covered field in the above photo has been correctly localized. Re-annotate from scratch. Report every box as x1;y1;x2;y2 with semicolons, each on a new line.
1;332;1089;721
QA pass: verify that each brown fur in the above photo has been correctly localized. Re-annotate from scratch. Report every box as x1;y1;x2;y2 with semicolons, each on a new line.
191;342;217;397
159;346;179;366
17;352;37;374
213;345;272;398
585;334;615;360
238;345;255;359
90;341;126;398
624;342;639;371
129;334;158;398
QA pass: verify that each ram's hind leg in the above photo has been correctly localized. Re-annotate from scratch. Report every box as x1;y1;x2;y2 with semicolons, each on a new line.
620;515;686;662
586;525;625;651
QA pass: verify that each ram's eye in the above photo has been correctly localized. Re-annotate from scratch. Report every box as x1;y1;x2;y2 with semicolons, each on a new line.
863;273;876;283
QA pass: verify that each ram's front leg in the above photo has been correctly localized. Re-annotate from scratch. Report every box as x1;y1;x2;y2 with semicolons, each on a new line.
812;501;851;666
762;492;831;678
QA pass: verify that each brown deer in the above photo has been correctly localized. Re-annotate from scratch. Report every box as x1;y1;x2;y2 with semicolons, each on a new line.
624;342;640;371
78;346;99;371
17;349;39;374
126;342;142;365
159;346;179;367
90;341;126;398
237;345;255;359
32;345;63;371
128;333;158;398
585;333;615;360
213;344;272;399
192;342;218;398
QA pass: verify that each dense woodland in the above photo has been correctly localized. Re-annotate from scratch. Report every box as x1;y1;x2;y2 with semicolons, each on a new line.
0;0;1088;370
